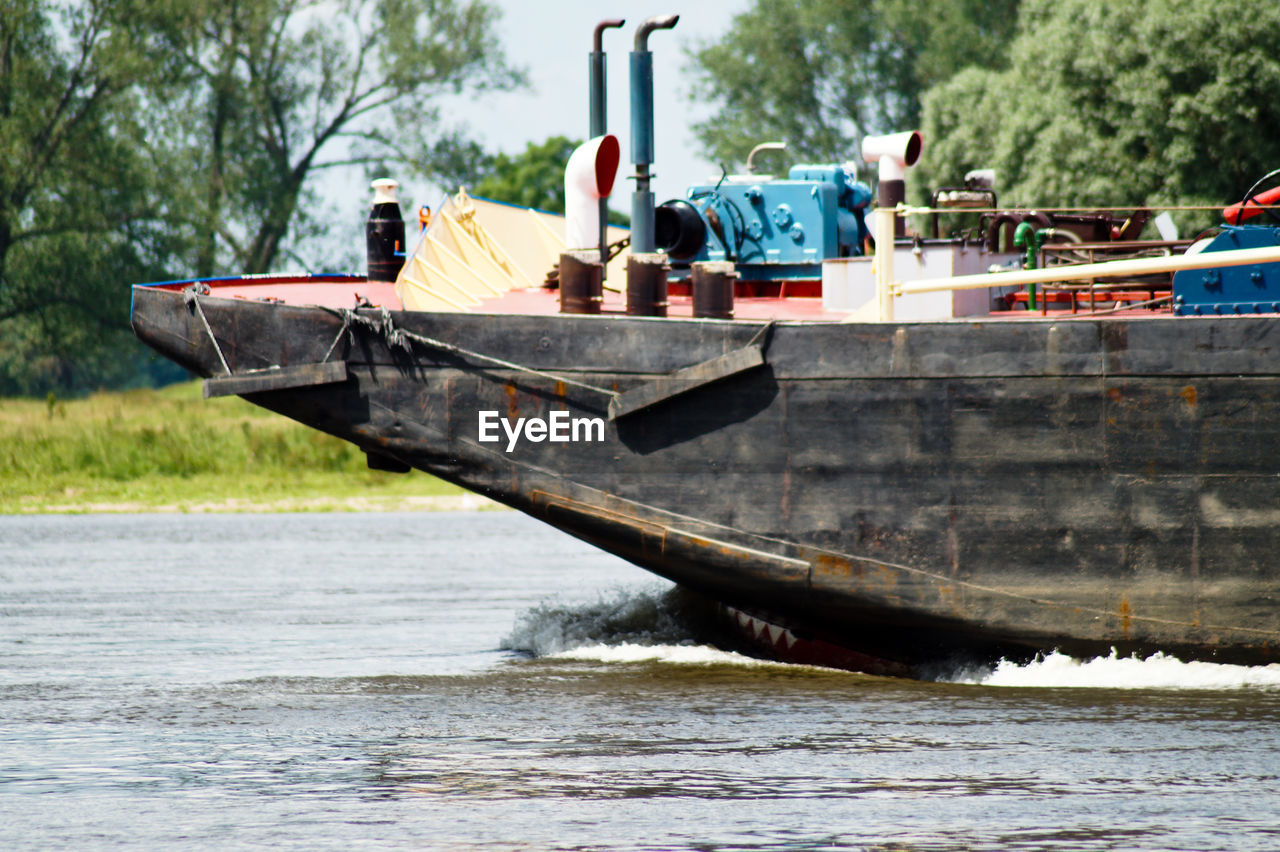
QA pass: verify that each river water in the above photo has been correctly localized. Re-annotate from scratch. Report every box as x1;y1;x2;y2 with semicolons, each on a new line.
3;512;1279;851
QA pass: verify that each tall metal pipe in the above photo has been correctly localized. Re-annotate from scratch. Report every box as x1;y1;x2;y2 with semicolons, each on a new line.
590;19;625;138
589;18;624;270
629;14;678;254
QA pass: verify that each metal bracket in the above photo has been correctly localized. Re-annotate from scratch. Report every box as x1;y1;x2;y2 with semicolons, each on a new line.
607;342;766;421
203;361;349;398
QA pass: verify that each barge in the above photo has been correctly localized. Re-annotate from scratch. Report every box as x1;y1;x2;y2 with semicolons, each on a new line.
130;16;1280;676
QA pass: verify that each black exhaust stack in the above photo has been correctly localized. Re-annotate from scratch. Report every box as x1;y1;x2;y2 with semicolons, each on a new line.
366;179;405;282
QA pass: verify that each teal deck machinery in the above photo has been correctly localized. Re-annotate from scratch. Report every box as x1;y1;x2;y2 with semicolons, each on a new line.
653;163;873;281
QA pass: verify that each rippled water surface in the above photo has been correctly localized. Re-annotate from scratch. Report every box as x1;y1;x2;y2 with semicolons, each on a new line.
3;512;1279;850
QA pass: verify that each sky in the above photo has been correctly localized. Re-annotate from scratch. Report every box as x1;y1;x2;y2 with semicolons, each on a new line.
391;0;754;215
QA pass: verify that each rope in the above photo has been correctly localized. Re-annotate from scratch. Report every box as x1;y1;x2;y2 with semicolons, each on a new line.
320;310;351;364
747;320;776;348
184;287;232;376
327;307;621;400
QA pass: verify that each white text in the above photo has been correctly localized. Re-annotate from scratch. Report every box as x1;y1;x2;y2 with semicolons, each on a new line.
477;410;605;452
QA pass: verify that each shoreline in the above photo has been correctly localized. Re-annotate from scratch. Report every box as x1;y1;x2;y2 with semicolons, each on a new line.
2;383;491;516
5;492;503;515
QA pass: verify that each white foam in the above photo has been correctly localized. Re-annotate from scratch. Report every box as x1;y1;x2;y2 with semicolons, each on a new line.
501;586;703;658
506;590;1280;689
952;650;1280;690
548;642;770;667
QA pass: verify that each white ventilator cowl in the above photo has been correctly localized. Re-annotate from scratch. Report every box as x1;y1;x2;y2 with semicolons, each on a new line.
563;135;621;253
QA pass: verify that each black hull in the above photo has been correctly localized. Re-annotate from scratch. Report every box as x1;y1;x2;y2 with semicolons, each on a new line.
131;287;1280;675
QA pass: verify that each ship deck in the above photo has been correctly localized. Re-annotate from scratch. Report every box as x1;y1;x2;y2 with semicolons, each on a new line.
142;273;1187;323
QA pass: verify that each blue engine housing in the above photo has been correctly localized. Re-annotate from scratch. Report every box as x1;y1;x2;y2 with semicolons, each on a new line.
654;164;872;281
1173;225;1280;315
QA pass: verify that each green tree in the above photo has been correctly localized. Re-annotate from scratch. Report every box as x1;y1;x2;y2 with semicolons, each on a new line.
473;136;577;213
470;135;628;225
0;0;525;396
147;0;524;276
685;0;1020;168
0;0;186;395
917;0;1280;228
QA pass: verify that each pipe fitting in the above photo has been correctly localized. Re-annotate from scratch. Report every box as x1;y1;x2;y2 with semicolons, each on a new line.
746;141;786;175
634;14;678;50
564;135;621;253
593;18;625;53
861;131;923;183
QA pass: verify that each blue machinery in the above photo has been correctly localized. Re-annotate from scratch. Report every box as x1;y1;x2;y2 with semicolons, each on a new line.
1173;225;1280;315
614;14;872;282
654;165;872;281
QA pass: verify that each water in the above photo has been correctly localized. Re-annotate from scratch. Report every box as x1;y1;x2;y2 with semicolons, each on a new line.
3;512;1279;851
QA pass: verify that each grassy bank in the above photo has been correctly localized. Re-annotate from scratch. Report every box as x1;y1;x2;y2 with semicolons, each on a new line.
0;382;477;513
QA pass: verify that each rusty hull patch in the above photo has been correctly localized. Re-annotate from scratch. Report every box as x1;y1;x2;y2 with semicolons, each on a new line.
531;490;808;587
809;552;902;599
1118;596;1133;640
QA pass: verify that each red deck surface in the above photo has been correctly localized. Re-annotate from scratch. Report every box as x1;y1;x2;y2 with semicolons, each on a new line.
149;275;403;311
473;285;847;321
153;274;849;322
151;274;1186;323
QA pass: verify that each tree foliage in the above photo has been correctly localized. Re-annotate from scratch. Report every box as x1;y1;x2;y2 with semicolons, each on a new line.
0;0;185;394
685;0;1020;167
0;0;523;396
145;0;524;276
473;136;576;213
917;0;1280;224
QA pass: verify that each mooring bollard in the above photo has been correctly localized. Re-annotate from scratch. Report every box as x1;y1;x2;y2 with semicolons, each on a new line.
692;261;737;319
626;253;669;317
559;250;604;314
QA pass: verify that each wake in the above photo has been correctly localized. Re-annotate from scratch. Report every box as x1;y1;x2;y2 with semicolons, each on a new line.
502;588;1280;689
